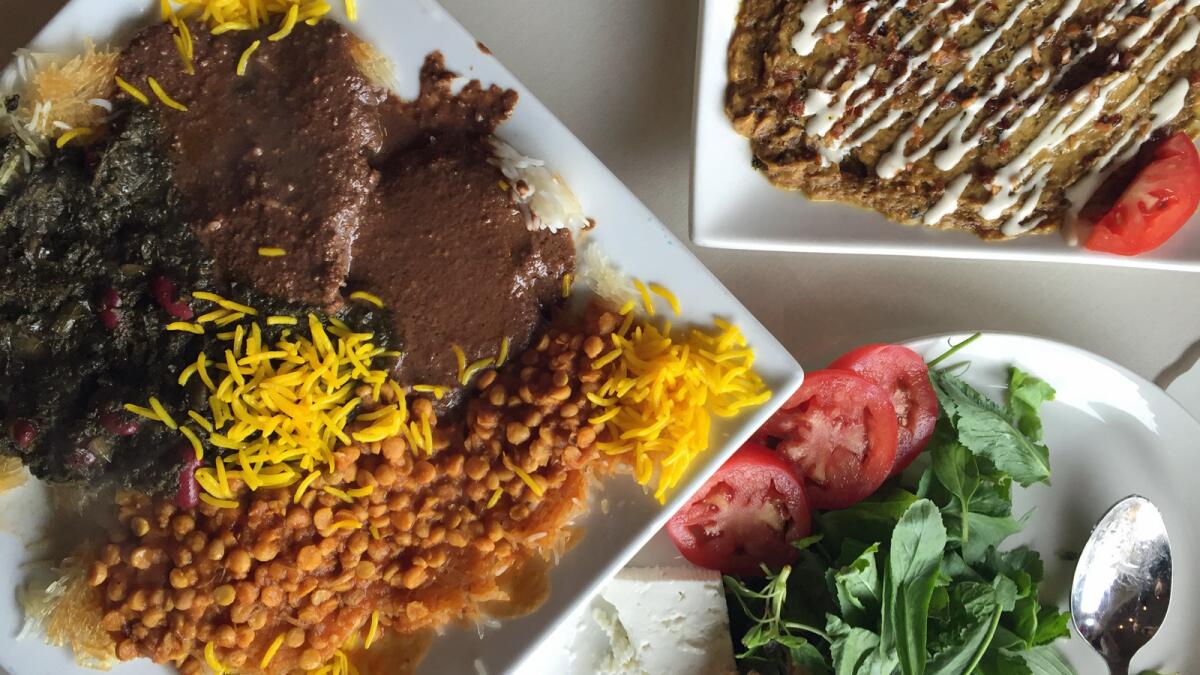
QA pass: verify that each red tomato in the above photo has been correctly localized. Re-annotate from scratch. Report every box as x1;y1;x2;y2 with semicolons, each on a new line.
1085;132;1200;256
829;344;938;476
760;370;898;510
667;442;811;576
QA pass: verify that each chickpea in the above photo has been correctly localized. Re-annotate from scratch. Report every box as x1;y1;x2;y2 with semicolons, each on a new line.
88;561;108;587
313;507;333;531
116;639;139;661
129;547;153;570
402;566;427;589
169;568;191;590
506;422;531;445
473;536;496;553
227;549;252;579
171;547;193;568
374;463;398;487
260;585;284;608
141;608;165;629
446;530;468;548
235;582;260;605
248;608;268;631
286;626;307;648
381;436;407;462
576;427;596;447
214;624;237;649
214;584;236;607
550;385;573;401
101;544;122;566
487;385;507;407
413;398;433;420
205;541;225;563
127;589;148;612
130;517;150;537
171;514;196;538
299;649;324;670
583;335;604;358
348;530;370;556
298;545;322;572
356;560;377;579
412;461;436;485
286;506;310;530
236;626;257;649
230;603;252;624
477;369;497;390
464;456;489;481
252;537;280;563
186;530;208;553
174;588;196;611
427;547;448;568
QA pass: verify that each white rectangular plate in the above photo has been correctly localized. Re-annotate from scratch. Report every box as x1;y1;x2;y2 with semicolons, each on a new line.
693;0;1200;271
0;2;804;675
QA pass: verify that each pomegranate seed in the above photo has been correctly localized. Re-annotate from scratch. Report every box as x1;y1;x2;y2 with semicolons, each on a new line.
99;309;119;330
99;411;140;437
151;275;194;320
11;419;36;449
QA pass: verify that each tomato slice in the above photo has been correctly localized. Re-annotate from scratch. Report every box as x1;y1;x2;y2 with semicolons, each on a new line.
829;344;938;476
760;369;898;510
667;442;811;576
1085;132;1200;256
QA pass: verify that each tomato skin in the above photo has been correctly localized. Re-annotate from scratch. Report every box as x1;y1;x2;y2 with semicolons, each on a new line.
760;370;898;510
667;442;811;576
1085;132;1200;256
829;344;938;476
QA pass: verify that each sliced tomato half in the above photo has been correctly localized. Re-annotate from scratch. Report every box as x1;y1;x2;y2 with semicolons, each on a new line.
667;442;811;576
760;369;898;510
1085;132;1200;256
830;343;938;476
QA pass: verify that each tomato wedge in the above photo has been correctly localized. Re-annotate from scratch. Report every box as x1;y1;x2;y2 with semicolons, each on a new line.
830;344;938;476
1085;132;1200;256
667;442;811;576
759;370;898;510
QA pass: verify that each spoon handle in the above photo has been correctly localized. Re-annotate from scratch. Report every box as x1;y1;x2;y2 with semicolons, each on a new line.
1107;659;1130;675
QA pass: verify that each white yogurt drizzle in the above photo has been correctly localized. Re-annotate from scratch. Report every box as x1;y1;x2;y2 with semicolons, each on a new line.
785;0;1200;235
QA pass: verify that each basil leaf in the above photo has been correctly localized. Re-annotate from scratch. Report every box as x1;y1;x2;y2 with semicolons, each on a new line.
931;371;1051;487
882;500;947;675
1031;607;1072;646
925;582;1000;675
828;615;896;675
1007;367;1056;442
1012;645;1074;675
932;442;979;527
819;488;920;556
834;542;882;628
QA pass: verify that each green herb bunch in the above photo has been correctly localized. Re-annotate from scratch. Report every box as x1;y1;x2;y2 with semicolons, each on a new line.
725;338;1074;675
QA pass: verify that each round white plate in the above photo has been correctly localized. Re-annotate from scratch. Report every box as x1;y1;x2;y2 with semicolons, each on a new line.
625;332;1200;674
904;333;1200;674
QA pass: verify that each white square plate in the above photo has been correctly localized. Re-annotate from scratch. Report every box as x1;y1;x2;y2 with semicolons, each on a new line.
0;2;804;675
692;0;1200;271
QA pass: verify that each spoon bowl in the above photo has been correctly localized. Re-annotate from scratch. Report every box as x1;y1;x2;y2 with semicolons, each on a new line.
1070;495;1172;675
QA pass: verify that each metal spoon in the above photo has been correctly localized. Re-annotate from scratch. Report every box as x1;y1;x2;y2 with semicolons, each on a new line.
1070;495;1172;675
